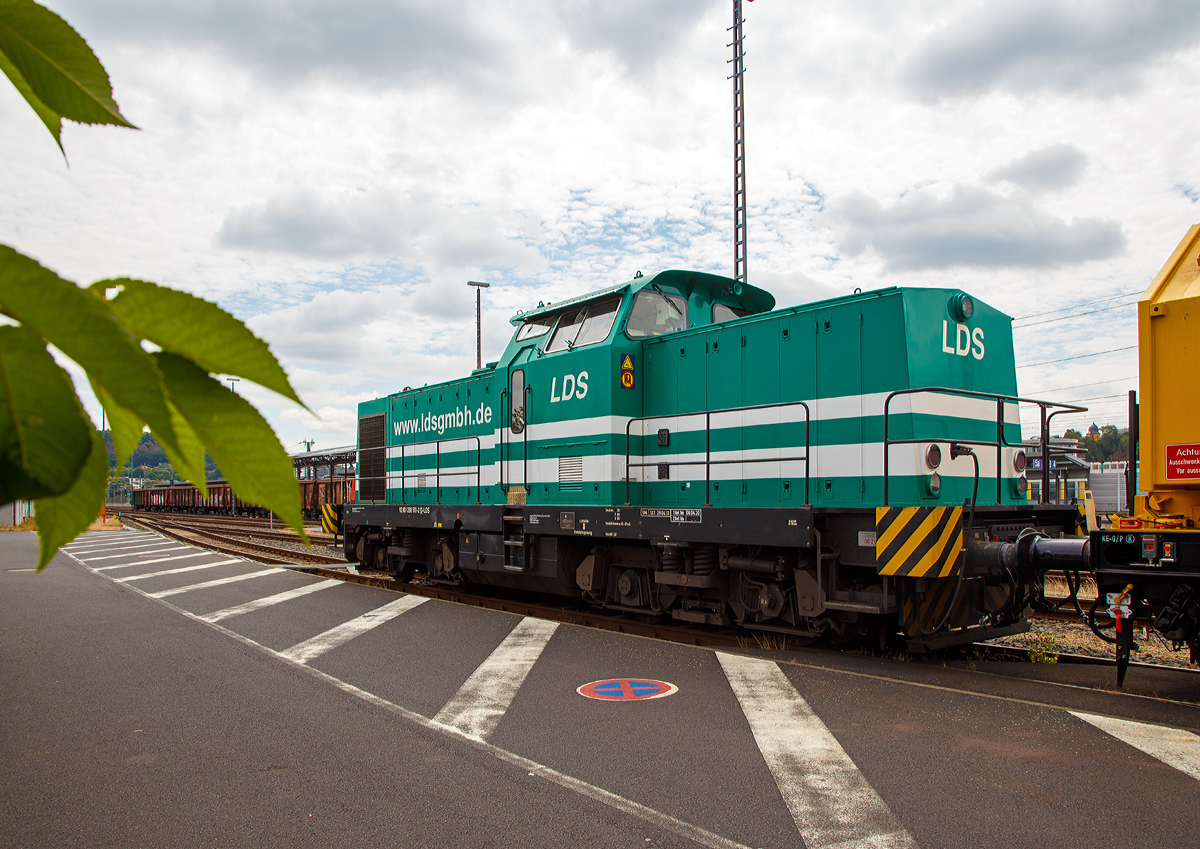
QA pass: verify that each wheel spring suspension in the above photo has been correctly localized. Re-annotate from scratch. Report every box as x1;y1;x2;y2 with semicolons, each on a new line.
661;546;684;572
401;529;418;550
693;545;717;575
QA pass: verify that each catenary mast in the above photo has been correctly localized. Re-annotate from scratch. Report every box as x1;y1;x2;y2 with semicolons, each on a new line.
730;0;749;284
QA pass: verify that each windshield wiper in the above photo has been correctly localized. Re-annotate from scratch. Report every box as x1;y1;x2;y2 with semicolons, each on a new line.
650;284;684;317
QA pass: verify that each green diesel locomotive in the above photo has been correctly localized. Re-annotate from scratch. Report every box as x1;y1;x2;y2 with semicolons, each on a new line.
344;271;1086;650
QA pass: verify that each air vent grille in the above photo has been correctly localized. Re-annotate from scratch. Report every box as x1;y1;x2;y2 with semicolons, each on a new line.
358;413;387;503
558;456;584;492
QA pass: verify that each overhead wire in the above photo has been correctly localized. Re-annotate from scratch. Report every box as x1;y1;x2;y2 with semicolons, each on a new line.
1016;345;1137;368
1024;376;1136;394
1011;290;1140;321
1013;299;1138;329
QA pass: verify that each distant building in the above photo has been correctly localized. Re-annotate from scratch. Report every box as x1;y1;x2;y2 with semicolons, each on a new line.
1023;435;1090;504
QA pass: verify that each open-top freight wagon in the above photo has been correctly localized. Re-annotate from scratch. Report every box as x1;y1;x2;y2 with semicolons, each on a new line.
131;476;356;522
346;270;1087;650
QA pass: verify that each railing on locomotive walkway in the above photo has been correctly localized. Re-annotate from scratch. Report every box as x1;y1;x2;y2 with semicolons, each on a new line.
359;435;483;506
881;386;1087;506
623;400;812;507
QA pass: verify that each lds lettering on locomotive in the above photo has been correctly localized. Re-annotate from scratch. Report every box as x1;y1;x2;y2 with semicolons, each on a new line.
942;320;985;360
550;371;589;403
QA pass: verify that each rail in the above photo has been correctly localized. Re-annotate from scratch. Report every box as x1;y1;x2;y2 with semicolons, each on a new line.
623;400;812;507
881;387;1087;506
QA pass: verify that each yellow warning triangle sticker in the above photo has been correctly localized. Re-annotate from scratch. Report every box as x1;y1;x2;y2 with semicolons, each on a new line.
621;355;634;370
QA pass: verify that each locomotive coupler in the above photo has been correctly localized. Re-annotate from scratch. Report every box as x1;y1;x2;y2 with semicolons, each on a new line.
964;532;1089;583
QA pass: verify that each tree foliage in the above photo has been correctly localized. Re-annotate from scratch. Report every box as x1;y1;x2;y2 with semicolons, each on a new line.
1;0;309;567
1061;426;1130;464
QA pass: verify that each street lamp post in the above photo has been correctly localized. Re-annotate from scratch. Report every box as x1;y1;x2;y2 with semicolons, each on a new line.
467;281;490;370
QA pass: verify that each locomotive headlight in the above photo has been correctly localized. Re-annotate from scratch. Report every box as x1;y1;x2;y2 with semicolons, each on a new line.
1013;475;1028;497
925;473;942;497
1012;449;1028;474
948;293;974;322
924;443;942;470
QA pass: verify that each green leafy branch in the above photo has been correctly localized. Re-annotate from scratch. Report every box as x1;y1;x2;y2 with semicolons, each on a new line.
1;0;310;567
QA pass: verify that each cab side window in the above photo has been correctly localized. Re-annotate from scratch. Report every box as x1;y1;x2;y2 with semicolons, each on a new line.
712;303;751;323
626;290;688;338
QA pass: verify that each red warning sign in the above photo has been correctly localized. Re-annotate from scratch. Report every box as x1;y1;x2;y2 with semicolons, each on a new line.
577;678;678;701
620;370;635;389
1166;443;1200;480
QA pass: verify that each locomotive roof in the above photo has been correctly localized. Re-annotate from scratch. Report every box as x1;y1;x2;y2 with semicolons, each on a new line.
509;270;775;325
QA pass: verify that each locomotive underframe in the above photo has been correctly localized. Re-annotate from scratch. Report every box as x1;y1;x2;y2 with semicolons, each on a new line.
343;501;1079;651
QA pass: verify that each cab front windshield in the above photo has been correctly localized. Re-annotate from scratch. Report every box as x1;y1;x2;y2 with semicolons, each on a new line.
625;289;688;338
515;316;554;341
545;298;621;352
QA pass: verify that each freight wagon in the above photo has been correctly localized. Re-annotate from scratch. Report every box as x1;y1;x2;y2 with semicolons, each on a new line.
132;477;356;522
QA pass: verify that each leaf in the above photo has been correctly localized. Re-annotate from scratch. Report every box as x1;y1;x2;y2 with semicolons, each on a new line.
0;0;134;132
155;352;307;543
91;380;141;472
0;324;92;502
0;245;181;460
93;278;307;409
157;399;208;497
34;426;108;570
0;40;59;149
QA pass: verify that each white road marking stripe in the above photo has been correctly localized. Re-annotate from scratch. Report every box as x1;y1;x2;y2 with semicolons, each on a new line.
434;617;559;740
69;541;172;557
93;552;213;571
1071;712;1200;780
279;595;429;664
65;534;157;546
717;652;918;849
117;559;243;582
82;546;188;562
148;568;279;598
198;579;343;622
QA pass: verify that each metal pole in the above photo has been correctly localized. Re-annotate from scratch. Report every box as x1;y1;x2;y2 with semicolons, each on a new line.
730;0;748;284
467;281;490;369
1126;389;1138;514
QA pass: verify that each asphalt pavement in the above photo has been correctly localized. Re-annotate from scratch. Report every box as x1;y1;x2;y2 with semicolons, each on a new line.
3;528;1198;849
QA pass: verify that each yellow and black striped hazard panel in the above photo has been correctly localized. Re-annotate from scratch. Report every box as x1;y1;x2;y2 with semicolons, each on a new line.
875;505;963;578
321;503;342;535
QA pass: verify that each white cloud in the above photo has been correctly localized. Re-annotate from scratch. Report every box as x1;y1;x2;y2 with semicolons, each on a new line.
827;184;1124;271
903;0;1200;99
987;144;1088;193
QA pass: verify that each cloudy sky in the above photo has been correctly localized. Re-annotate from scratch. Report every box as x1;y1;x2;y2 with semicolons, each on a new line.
6;0;1200;452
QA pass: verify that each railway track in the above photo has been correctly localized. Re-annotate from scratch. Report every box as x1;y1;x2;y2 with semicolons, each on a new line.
124;515;344;564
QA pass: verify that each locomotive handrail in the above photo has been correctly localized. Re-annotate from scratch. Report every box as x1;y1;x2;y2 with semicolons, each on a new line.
881;386;1087;506
623;400;812;507
393;434;482;505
